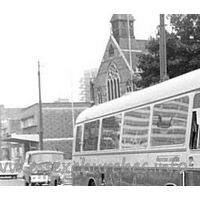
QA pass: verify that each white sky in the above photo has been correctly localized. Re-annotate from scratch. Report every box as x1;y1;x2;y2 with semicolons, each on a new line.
0;0;191;108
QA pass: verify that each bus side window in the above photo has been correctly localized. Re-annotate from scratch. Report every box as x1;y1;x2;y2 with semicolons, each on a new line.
83;120;99;151
28;155;32;164
75;126;82;152
190;112;199;149
100;114;122;150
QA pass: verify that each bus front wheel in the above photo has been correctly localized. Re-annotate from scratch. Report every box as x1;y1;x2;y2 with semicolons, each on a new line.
88;179;96;186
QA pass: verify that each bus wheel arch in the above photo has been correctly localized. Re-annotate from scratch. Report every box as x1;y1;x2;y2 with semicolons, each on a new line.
165;183;177;186
88;178;96;186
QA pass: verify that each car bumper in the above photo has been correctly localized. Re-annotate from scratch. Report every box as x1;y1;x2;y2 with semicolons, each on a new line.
0;173;18;176
30;175;49;183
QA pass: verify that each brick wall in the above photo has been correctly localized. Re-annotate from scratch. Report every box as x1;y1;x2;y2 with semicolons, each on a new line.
42;107;87;159
43;107;87;139
43;140;72;159
9;119;22;135
21;102;90;158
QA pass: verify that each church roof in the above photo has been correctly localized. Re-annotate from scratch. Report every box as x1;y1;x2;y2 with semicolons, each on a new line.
110;14;135;22
135;40;148;53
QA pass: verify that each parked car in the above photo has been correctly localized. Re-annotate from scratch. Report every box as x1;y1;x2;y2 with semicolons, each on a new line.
0;160;18;179
59;160;72;186
23;150;64;186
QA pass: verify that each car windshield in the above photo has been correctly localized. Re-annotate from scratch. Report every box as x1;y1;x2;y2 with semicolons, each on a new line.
30;153;63;163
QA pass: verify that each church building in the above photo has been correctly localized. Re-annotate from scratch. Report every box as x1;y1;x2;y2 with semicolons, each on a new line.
93;14;148;105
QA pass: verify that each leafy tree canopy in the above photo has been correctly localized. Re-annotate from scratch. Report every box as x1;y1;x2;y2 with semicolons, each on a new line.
137;14;200;88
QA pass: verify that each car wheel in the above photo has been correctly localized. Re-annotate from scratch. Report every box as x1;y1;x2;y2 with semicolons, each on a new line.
25;181;29;186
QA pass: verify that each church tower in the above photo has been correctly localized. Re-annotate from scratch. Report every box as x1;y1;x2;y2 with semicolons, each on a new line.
110;14;135;49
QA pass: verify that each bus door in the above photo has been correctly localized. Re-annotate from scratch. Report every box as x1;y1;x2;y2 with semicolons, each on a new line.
187;93;200;185
188;110;200;165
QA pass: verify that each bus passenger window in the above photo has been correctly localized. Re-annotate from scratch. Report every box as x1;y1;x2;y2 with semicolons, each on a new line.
100;114;122;150
151;96;189;146
193;93;200;109
83;120;99;151
122;107;150;149
190;112;199;149
75;126;82;152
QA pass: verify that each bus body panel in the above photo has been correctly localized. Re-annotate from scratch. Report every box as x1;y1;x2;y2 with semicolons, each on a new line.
72;69;200;186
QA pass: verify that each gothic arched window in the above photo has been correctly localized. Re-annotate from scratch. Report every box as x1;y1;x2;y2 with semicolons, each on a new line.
126;79;132;93
107;64;120;101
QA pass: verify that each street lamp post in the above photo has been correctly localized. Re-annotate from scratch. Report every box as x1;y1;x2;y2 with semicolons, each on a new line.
38;61;43;150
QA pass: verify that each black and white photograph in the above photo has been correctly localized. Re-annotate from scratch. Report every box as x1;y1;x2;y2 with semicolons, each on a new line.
0;0;199;199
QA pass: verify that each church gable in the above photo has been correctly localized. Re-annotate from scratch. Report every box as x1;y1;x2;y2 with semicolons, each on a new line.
101;36;122;63
94;36;133;105
95;35;132;86
93;14;148;105
97;35;133;76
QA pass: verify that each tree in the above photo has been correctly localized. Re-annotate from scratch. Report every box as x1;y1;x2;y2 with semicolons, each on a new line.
137;14;200;88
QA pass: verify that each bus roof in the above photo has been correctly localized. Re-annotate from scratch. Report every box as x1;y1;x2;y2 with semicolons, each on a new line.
76;69;200;124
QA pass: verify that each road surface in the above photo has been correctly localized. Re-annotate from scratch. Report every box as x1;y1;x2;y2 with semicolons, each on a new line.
0;177;25;186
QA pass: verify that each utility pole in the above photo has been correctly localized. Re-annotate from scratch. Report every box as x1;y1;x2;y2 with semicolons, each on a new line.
38;61;43;150
70;74;75;134
127;14;133;71
127;14;136;91
159;14;169;82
